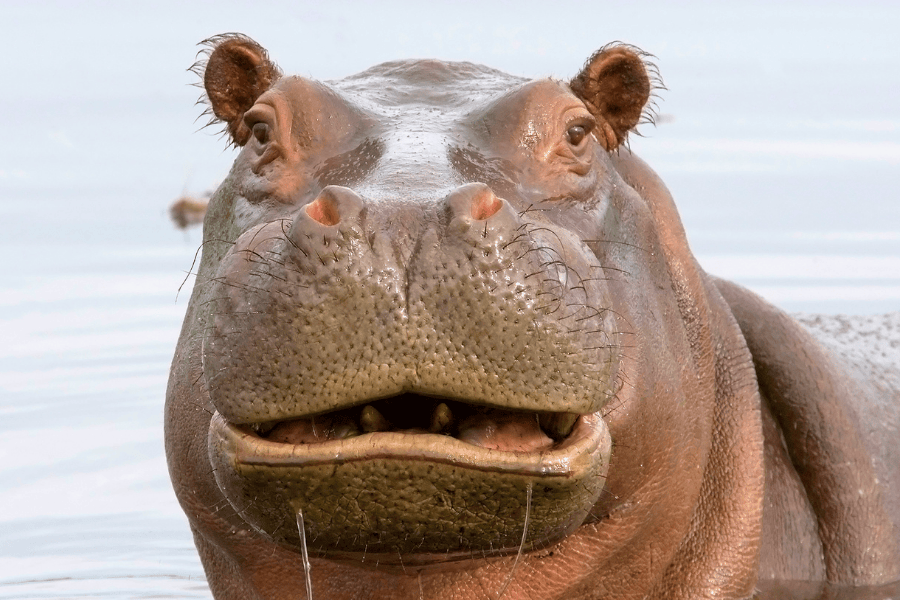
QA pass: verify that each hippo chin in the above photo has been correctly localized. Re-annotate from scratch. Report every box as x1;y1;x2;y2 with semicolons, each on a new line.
166;34;900;599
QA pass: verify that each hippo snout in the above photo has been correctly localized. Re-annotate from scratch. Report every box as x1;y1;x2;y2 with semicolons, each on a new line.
198;181;620;558
203;182;620;427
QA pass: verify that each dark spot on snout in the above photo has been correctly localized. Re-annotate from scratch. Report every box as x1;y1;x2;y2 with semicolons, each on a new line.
449;145;519;199
315;138;385;188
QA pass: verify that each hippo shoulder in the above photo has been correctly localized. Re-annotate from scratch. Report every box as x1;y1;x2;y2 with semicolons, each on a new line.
715;278;900;585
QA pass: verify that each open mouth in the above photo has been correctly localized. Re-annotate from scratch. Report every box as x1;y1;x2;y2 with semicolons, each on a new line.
247;393;582;454
209;394;612;562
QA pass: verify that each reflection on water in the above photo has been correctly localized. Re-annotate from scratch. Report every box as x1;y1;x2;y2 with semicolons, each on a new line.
0;244;209;599
756;579;900;600
0;577;210;600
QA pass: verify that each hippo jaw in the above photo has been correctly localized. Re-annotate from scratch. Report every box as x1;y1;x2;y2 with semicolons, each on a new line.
208;398;612;564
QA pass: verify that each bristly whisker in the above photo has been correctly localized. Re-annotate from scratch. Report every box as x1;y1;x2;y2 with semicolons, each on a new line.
496;481;531;599
296;509;314;600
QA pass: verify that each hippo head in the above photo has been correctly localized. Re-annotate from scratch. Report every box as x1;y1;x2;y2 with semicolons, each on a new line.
167;34;763;599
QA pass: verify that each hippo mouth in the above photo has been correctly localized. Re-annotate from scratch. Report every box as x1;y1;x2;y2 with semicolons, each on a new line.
208;393;612;564
248;394;583;452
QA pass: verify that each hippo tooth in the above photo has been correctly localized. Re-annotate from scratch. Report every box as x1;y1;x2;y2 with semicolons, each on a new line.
539;412;579;441
429;402;454;433
360;405;390;433
252;421;278;436
330;421;360;439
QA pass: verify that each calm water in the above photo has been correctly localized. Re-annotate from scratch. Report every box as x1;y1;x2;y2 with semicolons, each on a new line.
1;2;898;598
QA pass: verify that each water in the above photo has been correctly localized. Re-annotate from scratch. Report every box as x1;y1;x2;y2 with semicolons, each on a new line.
1;2;897;598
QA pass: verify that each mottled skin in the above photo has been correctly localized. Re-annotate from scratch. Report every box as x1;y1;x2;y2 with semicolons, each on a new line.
165;35;900;599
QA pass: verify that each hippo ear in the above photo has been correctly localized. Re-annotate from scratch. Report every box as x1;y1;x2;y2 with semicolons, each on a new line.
194;34;282;146
570;44;659;151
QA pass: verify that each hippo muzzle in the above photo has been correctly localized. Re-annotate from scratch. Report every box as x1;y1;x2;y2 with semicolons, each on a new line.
203;179;618;560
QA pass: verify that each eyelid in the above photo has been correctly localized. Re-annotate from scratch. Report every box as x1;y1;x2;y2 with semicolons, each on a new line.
243;103;277;128
565;113;596;133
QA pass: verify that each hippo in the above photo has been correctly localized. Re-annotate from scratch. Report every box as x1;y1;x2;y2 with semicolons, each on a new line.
165;34;900;600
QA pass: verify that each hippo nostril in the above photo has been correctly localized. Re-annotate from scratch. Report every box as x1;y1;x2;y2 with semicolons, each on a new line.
471;189;502;221
301;186;365;228
306;197;341;226
447;182;504;222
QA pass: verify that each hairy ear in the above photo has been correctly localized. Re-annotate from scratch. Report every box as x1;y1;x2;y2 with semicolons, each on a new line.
570;44;659;151
194;34;282;146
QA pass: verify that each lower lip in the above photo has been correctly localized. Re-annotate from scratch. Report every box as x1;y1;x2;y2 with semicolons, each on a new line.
207;411;612;560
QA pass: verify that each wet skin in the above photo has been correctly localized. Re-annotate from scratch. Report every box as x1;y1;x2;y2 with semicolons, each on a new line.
166;35;900;599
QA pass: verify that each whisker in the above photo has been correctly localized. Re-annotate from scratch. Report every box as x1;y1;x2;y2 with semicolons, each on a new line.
296;509;314;600
496;481;531;599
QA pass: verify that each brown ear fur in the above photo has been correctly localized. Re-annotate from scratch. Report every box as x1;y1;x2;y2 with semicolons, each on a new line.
194;34;282;146
570;44;658;151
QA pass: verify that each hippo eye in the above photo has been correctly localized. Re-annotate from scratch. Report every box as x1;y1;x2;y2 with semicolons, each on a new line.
566;124;588;146
252;122;270;144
